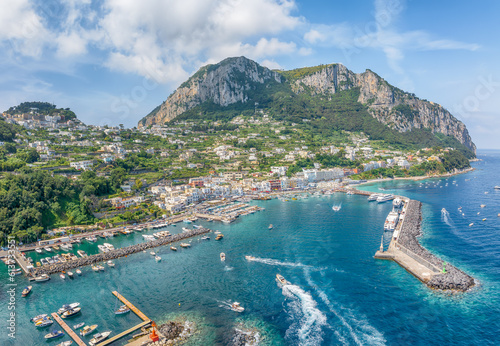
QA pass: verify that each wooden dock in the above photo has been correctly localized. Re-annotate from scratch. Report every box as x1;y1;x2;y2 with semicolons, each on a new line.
112;291;149;321
96;320;151;346
51;312;87;346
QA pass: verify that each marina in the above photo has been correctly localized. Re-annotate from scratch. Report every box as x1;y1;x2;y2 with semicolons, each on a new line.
51;312;86;346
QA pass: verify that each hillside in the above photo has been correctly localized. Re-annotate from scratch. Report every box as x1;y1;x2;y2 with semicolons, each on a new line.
4;101;77;120
139;57;476;157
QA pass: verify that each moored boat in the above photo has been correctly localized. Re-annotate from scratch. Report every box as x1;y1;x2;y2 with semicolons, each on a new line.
56;340;73;346
215;234;224;240
107;260;115;267
30;314;48;322
115;305;130;314
180;243;191;248
45;330;64;339
44;246;53;252
62;307;82;318
155;255;162;262
60;273;66;280
67;271;74;278
170;246;177;251
35;247;42;253
76;269;82;275
268;224;273;230
57;302;80;314
92;265;99;272
73;322;85;329
80;324;98;336
34;274;50;282
77;250;88;258
22;286;32;297
89;331;112;346
36;318;54;328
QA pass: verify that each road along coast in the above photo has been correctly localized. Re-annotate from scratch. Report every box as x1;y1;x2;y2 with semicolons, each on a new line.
31;228;210;276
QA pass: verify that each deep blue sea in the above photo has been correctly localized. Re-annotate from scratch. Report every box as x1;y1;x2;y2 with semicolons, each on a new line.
1;149;500;345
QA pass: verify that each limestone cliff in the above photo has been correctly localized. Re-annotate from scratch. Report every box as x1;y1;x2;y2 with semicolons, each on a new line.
139;56;475;153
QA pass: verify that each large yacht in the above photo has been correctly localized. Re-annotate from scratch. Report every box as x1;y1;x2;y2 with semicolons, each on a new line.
384;211;400;231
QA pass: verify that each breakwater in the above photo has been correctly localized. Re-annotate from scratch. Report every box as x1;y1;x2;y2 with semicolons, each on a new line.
32;228;210;276
395;200;475;291
378;199;476;292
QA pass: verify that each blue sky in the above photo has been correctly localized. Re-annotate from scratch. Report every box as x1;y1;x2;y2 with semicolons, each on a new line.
1;0;499;148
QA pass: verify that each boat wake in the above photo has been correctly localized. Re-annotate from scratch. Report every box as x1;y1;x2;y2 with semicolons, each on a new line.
304;270;386;346
441;208;454;228
224;265;234;271
282;283;328;345
246;257;314;269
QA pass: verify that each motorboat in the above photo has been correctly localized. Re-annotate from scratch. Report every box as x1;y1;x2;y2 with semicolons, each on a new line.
67;271;74;278
268;224;273;230
53;245;60;251
480;204;486;208
107;260;115;267
230;302;244;312
34;274;50;282
86;236;97;242
332;204;341;211
276;274;288;286
45;330;64;339
170;246;177;251
220;253;226;261
60;273;66;280
201;236;210;240
61;243;72;250
92;265;99;272
114;305;130;315
76;269;82;275
58;303;80;314
73;322;85;329
80;324;98;336
182;227;191;232
56;341;73;346
22;286;32;297
35;247;43;253
62;307;82;318
98;244;109;253
30;314;48;322
150;251;156;256
245;256;256;261
103;243;115;251
77;250;88;258
89;331;112;346
180;243;191;248
12;268;22;275
36;318;54;328
155;255;161;262
44;246;53;252
368;193;384;201
215;234;224;240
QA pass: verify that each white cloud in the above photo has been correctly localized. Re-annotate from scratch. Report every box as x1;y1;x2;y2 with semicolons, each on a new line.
260;59;283;70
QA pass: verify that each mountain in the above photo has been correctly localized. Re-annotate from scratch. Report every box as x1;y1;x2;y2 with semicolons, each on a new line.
4;101;77;120
139;57;476;155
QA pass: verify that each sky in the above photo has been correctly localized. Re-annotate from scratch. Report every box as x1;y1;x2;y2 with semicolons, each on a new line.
0;0;499;149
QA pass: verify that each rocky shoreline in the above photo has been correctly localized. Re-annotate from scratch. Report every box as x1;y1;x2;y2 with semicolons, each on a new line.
397;200;475;291
32;228;210;276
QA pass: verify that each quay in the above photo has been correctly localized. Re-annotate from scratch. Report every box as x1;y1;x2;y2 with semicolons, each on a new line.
51;312;87;346
374;199;475;291
32;227;210;276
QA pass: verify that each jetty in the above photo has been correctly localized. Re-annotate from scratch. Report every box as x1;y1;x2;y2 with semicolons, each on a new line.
375;199;475;291
32;227;210;276
51;312;87;346
112;291;149;321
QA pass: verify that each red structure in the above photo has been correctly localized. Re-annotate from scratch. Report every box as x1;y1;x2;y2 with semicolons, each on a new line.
149;321;159;342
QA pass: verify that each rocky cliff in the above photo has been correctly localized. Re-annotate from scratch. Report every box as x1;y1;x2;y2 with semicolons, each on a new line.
139;56;475;153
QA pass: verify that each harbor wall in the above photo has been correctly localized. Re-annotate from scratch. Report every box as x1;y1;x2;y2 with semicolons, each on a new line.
32;228;210;276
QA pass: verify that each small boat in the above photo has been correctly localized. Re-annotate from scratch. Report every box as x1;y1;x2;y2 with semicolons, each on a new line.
12;268;22;275
107;260;115;267
268;224;273;230
155;255;161;262
53;245;60;251
220;253;226;261
60;273;66;280
45;330;64;339
77;250;88;258
103;243;115;251
170;246;177;251
201;236;210;240
58;303;80;314
76;269;82;275
62;307;82;318
150;251;156;256
30;314;48;322
276;274;288;286
97;265;105;271
230;302;244;312
80;324;98;336
35;317;53;327
89;331;112;346
480;204;486;208
482;218;487;221
67;271;74;278
215;234;224;241
469;223;474;227
22;286;32;297
245;256;256;261
36;261;41;267
73;322;85;329
34;274;50;282
180;243;191;248
35;247;42;253
92;265;99;272
115;305;130;315
332;204;341;211
44;246;53;252
56;341;73;346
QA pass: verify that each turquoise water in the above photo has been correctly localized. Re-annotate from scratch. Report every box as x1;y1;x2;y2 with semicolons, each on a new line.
1;149;500;345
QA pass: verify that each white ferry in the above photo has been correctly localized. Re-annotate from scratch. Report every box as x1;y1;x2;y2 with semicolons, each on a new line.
368;193;384;201
384;211;400;231
392;197;403;208
377;194;395;203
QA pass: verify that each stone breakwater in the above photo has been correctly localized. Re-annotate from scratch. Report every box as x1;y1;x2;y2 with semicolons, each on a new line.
32;228;210;276
398;200;475;291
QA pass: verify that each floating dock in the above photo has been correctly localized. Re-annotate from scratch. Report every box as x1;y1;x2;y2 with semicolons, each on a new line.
51;312;87;346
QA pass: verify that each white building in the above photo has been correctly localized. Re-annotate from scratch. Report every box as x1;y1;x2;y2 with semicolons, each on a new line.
70;160;93;171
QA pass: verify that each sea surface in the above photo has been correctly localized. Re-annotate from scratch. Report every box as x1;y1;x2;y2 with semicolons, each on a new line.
1;149;500;345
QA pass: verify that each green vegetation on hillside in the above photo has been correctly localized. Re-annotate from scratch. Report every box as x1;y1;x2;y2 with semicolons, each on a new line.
0;119;18;141
277;64;336;81
5;101;77;119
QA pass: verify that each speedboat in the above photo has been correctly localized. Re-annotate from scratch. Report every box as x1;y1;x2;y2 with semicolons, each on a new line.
77;250;88;257
155;255;161;262
86;236;97;242
332;204;341;211
480;204;486;208
45;330;64;339
170;246;177;251
56;341;73;346
60;273;66;280
150;251;156;256
80;324;98;336
98;265;105;271
44;246;53;252
220;253;226;261
245;256;255;261
67;271;74;278
215;234;224;240
268;224;273;230
58;303;80;314
22;286;32;297
62;307;82;318
34;274;50;282
30;314;48;322
89;331;112;346
201;236;210;240
180;243;191;248
98;245;109;253
92;265;99;272
35;318;54;328
73;322;85;329
115;305;130;315
103;243;115;251
35;247;43;253
53;245;60;251
230;302;244;312
107;260;115;267
276;274;288;286
76;269;82;275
